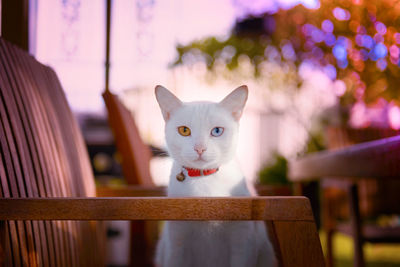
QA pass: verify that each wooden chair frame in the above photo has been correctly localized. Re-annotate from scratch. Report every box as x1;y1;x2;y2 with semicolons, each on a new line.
102;89;157;266
0;195;324;267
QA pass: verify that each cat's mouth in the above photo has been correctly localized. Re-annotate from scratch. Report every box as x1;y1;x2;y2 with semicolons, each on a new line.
181;153;217;169
188;157;210;168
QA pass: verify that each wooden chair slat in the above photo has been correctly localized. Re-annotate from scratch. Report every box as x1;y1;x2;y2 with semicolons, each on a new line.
0;125;18;267
6;222;20;266
12;46;63;197
0;60;47;196
0;59;32;197
10;47;77;267
43;221;57;267
1;48;49;266
103;90;154;186
0;40;57;267
0;221;5;266
0;101;12;199
0;60;26;198
0;41;52;198
0;64;31;266
0;38;104;266
1;39;63;267
3;45;38;197
30;221;44;267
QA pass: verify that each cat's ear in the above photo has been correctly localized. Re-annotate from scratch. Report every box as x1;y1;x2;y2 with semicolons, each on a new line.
155;85;182;121
219;85;248;121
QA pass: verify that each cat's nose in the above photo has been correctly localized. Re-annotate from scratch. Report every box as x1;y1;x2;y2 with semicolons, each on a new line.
194;145;206;155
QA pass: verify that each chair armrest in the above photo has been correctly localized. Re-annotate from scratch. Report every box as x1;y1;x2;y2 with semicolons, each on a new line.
289;135;400;182
96;185;166;197
0;197;313;221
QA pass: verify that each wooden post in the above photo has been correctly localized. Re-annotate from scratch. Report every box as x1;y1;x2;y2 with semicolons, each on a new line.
1;0;29;51
0;220;5;267
105;0;112;92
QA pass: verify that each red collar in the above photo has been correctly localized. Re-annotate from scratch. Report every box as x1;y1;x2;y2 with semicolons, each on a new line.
184;167;219;177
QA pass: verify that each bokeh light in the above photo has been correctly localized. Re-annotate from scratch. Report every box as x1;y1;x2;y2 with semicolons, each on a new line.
333;7;351;21
321;20;334;33
389;104;400;130
333;44;347;60
374;43;388;59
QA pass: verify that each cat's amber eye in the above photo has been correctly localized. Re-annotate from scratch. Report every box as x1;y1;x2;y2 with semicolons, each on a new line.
178;126;191;136
211;127;224;137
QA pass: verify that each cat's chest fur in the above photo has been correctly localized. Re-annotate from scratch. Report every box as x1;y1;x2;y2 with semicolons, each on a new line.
168;160;250;197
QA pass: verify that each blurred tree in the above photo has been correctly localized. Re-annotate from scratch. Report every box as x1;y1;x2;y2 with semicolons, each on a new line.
173;0;400;111
258;153;290;185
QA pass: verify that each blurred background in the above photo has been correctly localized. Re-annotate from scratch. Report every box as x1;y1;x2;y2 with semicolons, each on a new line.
2;0;400;266
31;0;333;186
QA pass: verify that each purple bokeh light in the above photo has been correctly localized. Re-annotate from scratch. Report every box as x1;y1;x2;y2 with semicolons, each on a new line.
321;20;334;33
333;7;351;21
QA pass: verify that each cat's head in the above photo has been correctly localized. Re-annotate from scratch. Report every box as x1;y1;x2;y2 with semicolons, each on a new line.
155;85;248;169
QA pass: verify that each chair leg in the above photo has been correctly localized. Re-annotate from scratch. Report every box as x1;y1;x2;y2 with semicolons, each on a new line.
130;221;154;267
348;184;365;267
326;229;334;267
322;188;336;267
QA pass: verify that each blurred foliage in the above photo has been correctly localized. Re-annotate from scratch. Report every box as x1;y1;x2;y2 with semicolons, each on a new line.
258;153;290;185
173;0;400;109
303;129;326;155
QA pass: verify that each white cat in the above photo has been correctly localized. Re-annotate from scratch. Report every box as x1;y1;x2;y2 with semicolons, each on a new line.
154;85;277;267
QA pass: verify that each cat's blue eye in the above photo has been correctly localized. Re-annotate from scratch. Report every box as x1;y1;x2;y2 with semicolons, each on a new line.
211;127;224;137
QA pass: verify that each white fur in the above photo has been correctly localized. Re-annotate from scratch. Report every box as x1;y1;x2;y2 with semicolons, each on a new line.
154;85;277;267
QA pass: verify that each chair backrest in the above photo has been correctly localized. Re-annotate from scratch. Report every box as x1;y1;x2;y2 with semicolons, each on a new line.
0;38;105;266
0;196;326;267
102;90;154;186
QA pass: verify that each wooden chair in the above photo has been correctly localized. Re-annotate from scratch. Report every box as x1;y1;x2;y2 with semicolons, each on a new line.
0;36;104;266
0;197;323;267
102;90;154;186
102;90;160;266
0;38;325;267
289;135;400;267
